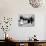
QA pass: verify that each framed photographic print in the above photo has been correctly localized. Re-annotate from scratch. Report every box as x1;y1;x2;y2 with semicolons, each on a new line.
18;14;35;27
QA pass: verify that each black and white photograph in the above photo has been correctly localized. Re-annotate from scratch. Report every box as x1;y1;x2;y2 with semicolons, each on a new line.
18;14;35;27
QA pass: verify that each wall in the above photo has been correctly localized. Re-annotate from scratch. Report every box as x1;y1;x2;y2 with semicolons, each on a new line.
0;0;46;40
44;15;46;40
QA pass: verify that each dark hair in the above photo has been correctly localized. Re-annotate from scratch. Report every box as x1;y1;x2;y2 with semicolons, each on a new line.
34;35;36;37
